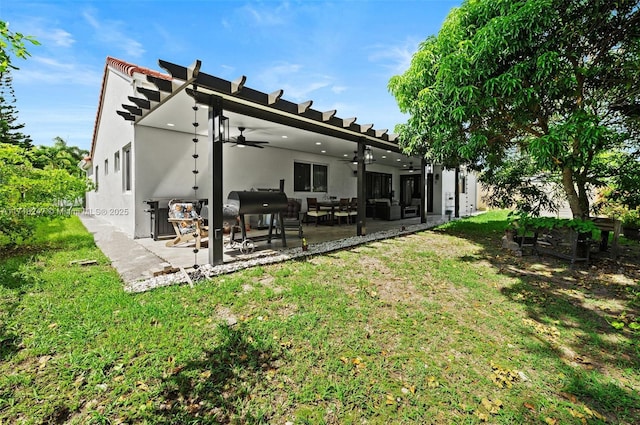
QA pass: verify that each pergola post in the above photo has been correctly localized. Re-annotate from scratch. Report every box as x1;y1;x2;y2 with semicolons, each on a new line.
207;98;225;265
356;140;366;236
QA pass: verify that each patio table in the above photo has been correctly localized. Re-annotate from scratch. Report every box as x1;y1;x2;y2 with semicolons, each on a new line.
317;200;341;224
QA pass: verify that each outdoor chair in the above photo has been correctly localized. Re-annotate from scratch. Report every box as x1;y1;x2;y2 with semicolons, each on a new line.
166;199;209;250
306;197;329;226
349;198;358;222
281;198;304;237
333;198;352;225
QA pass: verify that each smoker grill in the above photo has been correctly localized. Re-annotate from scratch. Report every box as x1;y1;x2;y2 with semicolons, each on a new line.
224;190;288;251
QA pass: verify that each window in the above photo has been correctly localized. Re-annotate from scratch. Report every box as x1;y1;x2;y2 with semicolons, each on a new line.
114;151;120;172
365;172;392;199
104;159;108;175
95;165;99;191
294;161;328;192
123;145;131;191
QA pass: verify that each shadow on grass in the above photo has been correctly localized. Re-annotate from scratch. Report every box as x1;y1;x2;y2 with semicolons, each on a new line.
438;214;640;422
155;324;280;424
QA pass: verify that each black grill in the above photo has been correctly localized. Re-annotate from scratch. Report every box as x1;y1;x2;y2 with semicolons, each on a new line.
227;191;288;215
225;191;288;249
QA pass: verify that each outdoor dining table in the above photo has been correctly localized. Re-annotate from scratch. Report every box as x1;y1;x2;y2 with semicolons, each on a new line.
317;199;341;225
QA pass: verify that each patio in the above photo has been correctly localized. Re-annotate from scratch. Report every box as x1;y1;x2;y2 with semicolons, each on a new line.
137;214;449;269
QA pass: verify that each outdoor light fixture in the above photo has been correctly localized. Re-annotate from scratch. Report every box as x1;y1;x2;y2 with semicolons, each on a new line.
426;163;433;174
364;146;374;165
219;115;229;142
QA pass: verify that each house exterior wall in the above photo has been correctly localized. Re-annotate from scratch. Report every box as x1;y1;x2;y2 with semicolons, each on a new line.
133;125;212;238
88;64;477;239
432;166;477;217
85;69;136;235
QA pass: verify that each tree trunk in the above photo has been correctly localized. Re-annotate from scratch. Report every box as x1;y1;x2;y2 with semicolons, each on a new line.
561;167;584;218
576;178;590;220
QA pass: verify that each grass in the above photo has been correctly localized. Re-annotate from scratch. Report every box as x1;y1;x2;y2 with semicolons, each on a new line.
1;212;639;424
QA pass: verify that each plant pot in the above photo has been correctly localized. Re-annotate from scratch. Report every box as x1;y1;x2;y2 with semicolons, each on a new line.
623;225;640;241
302;244;309;252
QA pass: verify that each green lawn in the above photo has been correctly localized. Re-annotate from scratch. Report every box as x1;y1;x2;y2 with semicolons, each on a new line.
1;212;638;424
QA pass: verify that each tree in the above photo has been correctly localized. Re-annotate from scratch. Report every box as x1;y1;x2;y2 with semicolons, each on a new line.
31;137;88;177
0;20;39;73
0;69;33;148
389;0;640;219
0;143;93;248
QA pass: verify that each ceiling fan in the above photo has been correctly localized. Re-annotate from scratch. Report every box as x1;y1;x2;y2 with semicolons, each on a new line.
227;127;269;148
340;150;376;164
339;151;359;164
401;161;416;172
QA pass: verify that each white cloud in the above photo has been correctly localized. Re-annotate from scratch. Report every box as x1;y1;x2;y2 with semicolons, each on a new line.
14;56;102;87
240;2;290;26
256;62;334;102
368;38;419;75
83;9;145;58
47;28;75;47
331;85;347;94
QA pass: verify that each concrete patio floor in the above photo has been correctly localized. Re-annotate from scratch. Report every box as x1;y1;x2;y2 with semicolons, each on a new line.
137;215;449;267
80;213;450;287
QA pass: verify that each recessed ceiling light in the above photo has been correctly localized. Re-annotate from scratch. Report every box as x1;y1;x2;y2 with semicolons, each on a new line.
237;145;245;148
167;123;175;127
315;142;322;145
386;150;391;153
403;164;407;167
343;154;348;157
282;135;288;139
321;150;326;153
381;155;387;159
396;158;402;162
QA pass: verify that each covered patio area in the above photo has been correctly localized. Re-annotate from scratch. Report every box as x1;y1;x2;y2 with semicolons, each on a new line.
139;214;450;269
81;212;449;292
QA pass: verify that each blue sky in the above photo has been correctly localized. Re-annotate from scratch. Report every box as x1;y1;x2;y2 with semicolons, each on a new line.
2;0;461;151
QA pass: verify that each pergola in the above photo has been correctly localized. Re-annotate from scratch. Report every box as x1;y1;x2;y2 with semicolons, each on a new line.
116;59;427;265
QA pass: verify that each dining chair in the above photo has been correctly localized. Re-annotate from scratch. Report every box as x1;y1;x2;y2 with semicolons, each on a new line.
348;198;358;222
306;197;329;226
333;198;352;225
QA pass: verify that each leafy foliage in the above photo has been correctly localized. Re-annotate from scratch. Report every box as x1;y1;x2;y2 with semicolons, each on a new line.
0;20;40;73
479;149;564;215
507;211;600;235
389;0;640;218
0;143;93;248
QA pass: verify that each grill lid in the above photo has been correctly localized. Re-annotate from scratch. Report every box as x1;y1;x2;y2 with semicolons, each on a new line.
227;191;288;215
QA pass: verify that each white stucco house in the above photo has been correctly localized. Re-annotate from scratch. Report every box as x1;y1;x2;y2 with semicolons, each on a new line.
83;57;477;264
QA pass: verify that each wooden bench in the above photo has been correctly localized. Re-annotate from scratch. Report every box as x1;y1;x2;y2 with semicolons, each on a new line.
511;217;621;264
591;217;622;260
533;226;592;266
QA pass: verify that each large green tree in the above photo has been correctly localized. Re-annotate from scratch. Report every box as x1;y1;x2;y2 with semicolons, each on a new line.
389;0;640;219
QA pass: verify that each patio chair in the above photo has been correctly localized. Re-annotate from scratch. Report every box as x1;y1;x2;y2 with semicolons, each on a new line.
165;200;209;250
333;198;352;225
349;197;358;222
306;197;329;226
281;198;304;238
